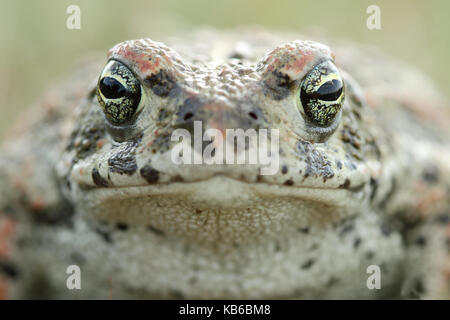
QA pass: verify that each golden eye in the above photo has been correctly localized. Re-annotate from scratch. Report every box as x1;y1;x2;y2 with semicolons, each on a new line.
299;61;345;127
96;60;143;125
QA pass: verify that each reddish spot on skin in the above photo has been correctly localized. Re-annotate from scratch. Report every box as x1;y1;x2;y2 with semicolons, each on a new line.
202;103;231;137
0;217;17;300
10;176;28;195
365;92;377;109
96;140;104;149
30;196;45;212
42;91;61;111
0;277;8;300
286;53;314;73
0;217;17;259
265;57;279;73
414;187;446;217
114;46;161;74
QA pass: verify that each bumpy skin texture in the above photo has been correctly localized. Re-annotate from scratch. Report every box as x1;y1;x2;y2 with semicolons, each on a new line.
0;29;449;299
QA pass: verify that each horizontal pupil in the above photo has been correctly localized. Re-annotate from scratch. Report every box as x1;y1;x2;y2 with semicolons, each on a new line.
99;77;127;99
314;79;343;101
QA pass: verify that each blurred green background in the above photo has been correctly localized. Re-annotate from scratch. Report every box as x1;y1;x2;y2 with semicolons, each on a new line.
0;0;449;138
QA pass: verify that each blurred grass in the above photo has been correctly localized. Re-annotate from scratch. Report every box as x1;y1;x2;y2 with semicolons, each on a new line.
0;0;449;138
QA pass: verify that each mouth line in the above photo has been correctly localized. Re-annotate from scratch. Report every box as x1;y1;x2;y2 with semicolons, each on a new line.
84;173;345;191
79;174;365;205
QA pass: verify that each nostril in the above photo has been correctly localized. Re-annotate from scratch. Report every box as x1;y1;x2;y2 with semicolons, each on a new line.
248;112;258;120
183;112;194;121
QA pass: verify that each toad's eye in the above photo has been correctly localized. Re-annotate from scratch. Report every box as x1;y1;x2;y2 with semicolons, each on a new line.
96;60;143;125
299;61;344;127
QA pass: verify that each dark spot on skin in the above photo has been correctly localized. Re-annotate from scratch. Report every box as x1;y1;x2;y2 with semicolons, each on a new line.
2;205;15;216
248;112;258;120
173;175;184;182
409;278;426;298
67;113;106;163
336;160;343;170
183;112;194;121
175;97;204;134
400;215;422;237
369;177;378;202
435;213;449;225
339;179;351;189
422;164;439;184
326;277;340;288
339;224;354;237
148;225;165;236
170;290;184;299
189;276;198;285
116;223;129;231
300;259;316;270
353;237;362;249
144;70;179;98
380;222;392;237
157;108;174;124
341;127;361;150
65;179;72;192
365;251;375;260
378;177;397;210
274;242;281;252
352;110;362;120
30;196;75;227
263;70;298;101
296;141;334;181
284;179;294;186
415;236;427;247
95;227;113;244
150;131;172;154
281;165;288;174
368;138;382;160
292;288;303;296
0;261;19;279
229;52;244;60
298;227;310;234
195;209;202;214
242;106;265;129
70;252;86;265
92;167;109;187
140;164;160;184
108;137;141;175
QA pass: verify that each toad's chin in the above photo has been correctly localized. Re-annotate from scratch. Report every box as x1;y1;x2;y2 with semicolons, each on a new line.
71;175;367;244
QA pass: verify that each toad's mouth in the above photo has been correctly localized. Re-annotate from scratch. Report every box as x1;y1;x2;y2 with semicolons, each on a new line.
74;175;367;229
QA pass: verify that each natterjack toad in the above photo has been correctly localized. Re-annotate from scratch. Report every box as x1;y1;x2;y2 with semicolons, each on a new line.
0;29;449;299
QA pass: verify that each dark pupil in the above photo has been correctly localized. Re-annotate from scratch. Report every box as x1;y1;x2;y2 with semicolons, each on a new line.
314;79;343;101
99;77;127;99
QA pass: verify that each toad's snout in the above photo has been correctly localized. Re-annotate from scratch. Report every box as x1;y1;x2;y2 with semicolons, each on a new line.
174;97;264;136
